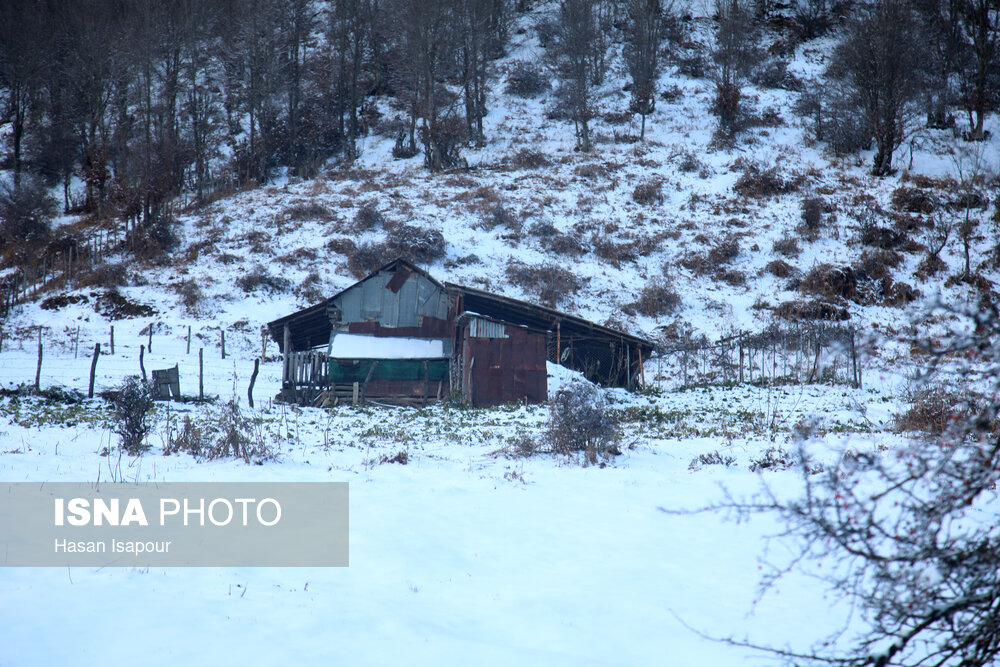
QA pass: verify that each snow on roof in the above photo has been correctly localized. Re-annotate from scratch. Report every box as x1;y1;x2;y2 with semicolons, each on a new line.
329;333;446;359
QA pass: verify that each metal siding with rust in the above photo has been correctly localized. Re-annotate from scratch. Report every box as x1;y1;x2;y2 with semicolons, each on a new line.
464;325;547;407
332;267;450;333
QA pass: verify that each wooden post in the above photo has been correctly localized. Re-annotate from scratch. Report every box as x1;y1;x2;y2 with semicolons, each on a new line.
556;321;561;363
739;334;744;383
148;322;153;353
34;328;42;392
186;325;191;355
851;328;861;389
261;327;267;362
423;360;430;406
199;348;204;401
248;358;260;408
637;346;646;389
283;325;291;387
110;325;115;355
88;343;100;398
139;344;147;381
221;329;226;359
74;325;80;359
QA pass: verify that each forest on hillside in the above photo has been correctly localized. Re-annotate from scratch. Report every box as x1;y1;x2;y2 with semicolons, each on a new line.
1;0;997;241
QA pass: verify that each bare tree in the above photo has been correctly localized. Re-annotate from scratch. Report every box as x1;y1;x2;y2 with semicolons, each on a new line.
957;0;1000;141
552;0;606;151
625;0;668;140
669;300;1000;667
829;0;922;176
711;0;760;140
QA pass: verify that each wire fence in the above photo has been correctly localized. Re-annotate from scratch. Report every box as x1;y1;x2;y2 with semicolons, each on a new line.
650;323;861;391
0;324;279;405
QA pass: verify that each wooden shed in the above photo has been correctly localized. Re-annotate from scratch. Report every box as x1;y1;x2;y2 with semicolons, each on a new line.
266;259;653;407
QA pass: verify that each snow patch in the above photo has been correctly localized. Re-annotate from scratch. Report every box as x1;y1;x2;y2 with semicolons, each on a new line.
329;333;446;359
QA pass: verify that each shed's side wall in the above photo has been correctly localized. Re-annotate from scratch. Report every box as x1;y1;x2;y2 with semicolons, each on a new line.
462;325;547;407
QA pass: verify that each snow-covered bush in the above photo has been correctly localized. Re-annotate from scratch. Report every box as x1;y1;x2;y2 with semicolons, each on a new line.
547;379;618;465
112;376;154;456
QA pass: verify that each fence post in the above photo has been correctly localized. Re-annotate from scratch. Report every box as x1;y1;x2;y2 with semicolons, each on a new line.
140;344;147;381
221;329;226;360
199;348;204;401
851;327;861;389
248;358;259;408
110;325;115;355
34;328;43;392
74;325;80;359
148;322;153;353
738;334;744;383
88;343;100;398
186;325;191;355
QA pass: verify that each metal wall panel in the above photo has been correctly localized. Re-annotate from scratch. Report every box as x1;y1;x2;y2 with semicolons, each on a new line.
469;317;508;339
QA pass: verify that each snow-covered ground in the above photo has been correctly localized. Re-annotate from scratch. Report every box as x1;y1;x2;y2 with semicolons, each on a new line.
0;317;902;665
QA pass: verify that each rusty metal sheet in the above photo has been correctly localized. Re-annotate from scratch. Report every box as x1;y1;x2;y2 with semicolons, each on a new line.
386;265;412;293
464;327;547;407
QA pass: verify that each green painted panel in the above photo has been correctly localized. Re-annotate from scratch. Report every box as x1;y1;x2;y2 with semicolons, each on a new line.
328;358;449;382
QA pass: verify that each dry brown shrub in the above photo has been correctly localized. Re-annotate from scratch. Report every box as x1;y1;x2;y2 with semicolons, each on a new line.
895;386;978;436
348;243;387;278
763;259;796;278
854;249;903;281
506;149;552;169
679;251;713;276
505;262;586;307
326;237;358;256
734;166;795;199
174;279;203;314
574;163;608;180
774;299;850;321
885;280;920;306
891;187;937;214
592;237;639;267
717;269;747;286
285;202;334;221
915;253;947;280
630;278;682;317
800;264;858;301
632;181;663;206
353;202;385;231
772;236;801;258
77;262;128;290
477;203;521;233
707;238;740;264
